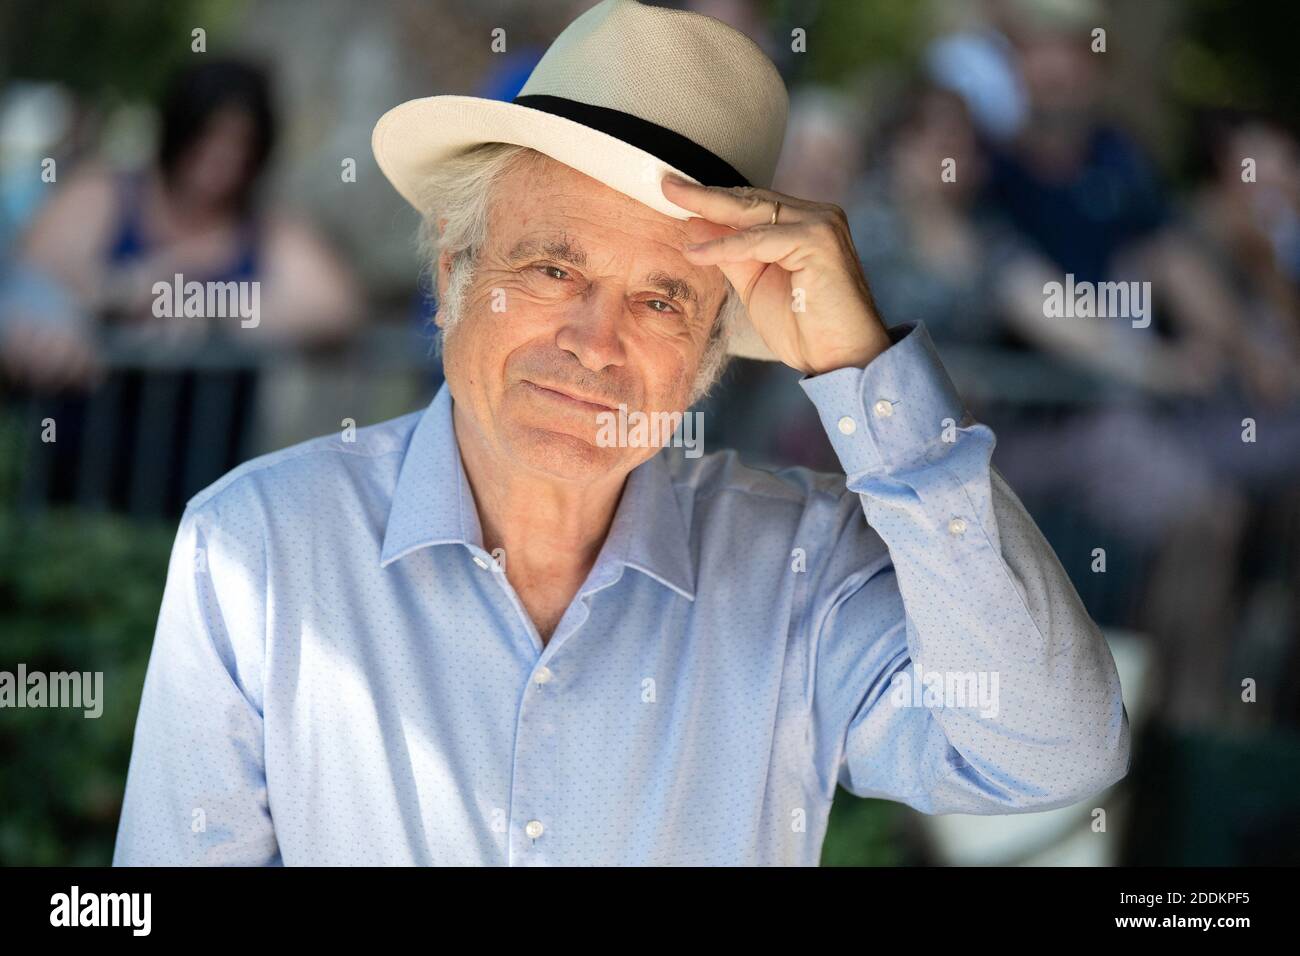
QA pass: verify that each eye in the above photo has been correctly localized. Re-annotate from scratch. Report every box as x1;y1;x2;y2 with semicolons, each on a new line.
646;298;678;314
537;264;570;280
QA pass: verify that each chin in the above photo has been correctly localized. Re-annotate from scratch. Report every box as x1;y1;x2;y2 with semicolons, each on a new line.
507;422;627;482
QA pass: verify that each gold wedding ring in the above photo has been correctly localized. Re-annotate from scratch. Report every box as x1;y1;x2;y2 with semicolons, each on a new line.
770;199;781;225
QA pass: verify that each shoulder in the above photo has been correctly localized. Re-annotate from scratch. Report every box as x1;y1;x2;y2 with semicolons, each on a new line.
661;446;887;587
48;163;120;208
20;164;119;254
258;211;348;263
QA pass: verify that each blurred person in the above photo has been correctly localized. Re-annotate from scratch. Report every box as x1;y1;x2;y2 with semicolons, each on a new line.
846;70;1236;589
984;1;1300;496
1186;109;1300;403
0;57;361;392
971;0;1300;729
0;83;77;255
923;27;1028;145
850;78;1024;350
981;0;1263;400
113;0;1128;866
774;86;864;209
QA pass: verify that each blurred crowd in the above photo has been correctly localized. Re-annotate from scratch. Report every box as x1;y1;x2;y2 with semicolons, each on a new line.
735;0;1300;743
1;0;1298;861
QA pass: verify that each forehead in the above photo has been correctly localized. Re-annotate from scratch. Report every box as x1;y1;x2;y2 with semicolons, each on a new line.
488;154;721;296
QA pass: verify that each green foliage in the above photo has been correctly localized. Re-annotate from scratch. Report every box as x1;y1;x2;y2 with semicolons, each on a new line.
0;506;173;865
0;0;248;102
821;791;911;866
1172;0;1300;125
767;0;927;87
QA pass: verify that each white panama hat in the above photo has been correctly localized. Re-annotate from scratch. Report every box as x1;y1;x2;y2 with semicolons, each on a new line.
371;0;790;361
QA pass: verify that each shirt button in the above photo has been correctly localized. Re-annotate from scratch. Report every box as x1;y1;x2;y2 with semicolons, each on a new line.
534;666;553;685
873;399;894;418
472;555;489;570
948;516;968;536
525;820;544;839
836;415;856;435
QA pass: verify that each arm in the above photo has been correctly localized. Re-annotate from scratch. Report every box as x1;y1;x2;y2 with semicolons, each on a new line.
997;248;1219;396
0;168;116;390
798;321;1131;813
253;215;363;346
113;499;279;864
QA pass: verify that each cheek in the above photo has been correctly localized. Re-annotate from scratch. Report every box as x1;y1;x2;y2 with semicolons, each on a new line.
463;271;579;335
638;348;698;413
447;285;556;388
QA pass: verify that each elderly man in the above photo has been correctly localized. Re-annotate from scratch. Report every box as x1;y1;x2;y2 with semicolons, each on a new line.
114;0;1129;866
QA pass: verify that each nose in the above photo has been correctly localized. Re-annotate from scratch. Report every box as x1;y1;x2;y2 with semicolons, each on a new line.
554;284;627;373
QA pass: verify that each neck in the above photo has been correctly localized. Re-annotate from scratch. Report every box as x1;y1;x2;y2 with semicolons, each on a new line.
451;401;626;586
155;174;234;231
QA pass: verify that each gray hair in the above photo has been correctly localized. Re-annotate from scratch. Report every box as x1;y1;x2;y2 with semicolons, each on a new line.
414;142;740;405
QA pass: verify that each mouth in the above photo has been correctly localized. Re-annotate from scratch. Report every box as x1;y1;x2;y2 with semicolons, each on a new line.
521;380;618;413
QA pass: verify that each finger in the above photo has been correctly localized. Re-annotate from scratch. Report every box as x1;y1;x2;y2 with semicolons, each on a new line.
662;176;816;230
682;223;816;270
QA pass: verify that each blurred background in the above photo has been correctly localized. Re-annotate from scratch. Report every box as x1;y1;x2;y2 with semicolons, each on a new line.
1;0;1298;866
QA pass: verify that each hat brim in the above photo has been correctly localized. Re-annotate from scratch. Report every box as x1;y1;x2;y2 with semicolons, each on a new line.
371;95;776;361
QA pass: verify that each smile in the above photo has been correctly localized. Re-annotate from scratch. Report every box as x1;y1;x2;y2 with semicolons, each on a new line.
522;380;616;412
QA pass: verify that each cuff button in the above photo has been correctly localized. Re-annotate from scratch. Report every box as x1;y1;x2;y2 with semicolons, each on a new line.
837;415;857;435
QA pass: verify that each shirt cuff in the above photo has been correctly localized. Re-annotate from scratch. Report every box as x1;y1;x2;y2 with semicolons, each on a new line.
797;320;971;477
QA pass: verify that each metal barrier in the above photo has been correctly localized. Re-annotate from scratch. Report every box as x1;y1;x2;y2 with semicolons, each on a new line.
4;323;443;520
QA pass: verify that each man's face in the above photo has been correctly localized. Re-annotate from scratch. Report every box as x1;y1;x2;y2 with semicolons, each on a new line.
437;153;727;483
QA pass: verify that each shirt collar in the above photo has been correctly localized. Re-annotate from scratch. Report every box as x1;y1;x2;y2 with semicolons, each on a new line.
379;381;696;602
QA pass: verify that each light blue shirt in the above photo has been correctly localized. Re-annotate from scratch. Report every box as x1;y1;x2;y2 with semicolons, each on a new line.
113;321;1130;866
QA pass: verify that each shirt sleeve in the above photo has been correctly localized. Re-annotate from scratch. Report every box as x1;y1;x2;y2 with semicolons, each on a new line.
113;499;281;864
796;320;1131;814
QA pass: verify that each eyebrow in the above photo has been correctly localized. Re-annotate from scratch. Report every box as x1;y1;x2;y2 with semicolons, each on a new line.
508;235;700;307
507;236;587;269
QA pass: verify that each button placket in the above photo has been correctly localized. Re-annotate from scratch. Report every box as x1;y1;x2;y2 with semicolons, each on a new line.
511;657;560;860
